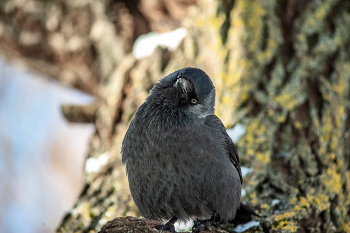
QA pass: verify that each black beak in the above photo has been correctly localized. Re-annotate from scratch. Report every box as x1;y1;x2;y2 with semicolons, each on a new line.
174;77;193;99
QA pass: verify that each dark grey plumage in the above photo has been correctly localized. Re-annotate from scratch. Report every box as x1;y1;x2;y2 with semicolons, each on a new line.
122;67;253;230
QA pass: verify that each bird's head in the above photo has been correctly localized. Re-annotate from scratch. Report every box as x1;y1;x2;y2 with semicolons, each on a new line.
148;67;215;118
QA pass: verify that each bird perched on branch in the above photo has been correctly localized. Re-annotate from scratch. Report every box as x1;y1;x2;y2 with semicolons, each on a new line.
122;67;257;232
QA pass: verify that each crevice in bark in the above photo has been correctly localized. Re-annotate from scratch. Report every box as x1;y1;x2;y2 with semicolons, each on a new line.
217;0;235;45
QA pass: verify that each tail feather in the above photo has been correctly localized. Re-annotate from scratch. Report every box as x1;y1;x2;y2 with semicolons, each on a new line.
230;203;259;225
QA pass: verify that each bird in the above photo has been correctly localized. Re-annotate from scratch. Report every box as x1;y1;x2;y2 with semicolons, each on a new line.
121;67;257;232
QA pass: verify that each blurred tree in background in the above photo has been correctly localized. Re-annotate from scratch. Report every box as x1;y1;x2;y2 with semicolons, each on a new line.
1;0;349;232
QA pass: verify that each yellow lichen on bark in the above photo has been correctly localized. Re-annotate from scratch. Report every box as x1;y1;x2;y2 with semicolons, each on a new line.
218;0;350;231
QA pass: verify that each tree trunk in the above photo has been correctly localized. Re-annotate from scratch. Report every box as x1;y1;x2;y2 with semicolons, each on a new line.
1;0;349;232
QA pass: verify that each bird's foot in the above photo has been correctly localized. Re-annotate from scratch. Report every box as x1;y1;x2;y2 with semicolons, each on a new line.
156;216;177;233
192;220;220;233
157;224;176;233
192;215;221;233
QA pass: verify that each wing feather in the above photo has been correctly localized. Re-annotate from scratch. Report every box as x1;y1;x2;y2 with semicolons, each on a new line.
204;115;243;184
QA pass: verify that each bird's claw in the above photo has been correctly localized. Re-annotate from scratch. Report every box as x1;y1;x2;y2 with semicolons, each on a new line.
192;222;206;233
156;224;176;233
192;219;220;232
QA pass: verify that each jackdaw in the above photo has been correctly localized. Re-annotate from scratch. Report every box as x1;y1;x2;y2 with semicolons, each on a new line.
122;67;256;232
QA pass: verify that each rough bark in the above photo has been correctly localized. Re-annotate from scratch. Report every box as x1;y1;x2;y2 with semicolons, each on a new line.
1;0;350;233
97;217;228;233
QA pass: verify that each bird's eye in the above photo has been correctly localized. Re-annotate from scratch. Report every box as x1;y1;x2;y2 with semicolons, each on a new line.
191;98;198;104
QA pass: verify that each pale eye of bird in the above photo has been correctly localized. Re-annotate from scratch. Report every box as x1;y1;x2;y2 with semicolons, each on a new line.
191;98;198;104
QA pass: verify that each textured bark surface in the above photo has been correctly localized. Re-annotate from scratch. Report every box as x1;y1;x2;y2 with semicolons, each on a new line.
98;217;162;233
1;0;350;232
97;217;228;233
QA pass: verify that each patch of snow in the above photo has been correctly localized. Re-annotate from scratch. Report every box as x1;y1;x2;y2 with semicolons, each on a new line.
85;152;109;173
240;166;252;177
226;123;246;143
133;28;187;59
272;199;280;205
234;221;260;232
